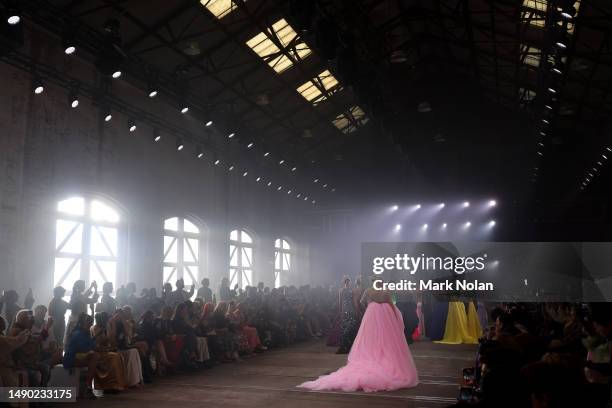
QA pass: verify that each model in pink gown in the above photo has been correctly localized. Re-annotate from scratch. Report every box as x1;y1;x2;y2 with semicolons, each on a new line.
298;294;419;392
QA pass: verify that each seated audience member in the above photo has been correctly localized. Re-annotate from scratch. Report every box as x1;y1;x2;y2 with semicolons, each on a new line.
32;304;61;365
48;286;70;346
0;316;29;389
109;309;146;386
64;313;125;396
547;303;585;356
232;303;266;353
212;301;239;362
2;289;34;329
100;282;118;314
171;303;199;368
584;303;612;408
156;305;183;365
219;278;232;302
10;309;51;386
196;278;214;304
137;310;171;375
65;280;98;347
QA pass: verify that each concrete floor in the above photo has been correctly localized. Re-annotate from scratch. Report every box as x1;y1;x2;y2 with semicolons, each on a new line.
74;340;476;407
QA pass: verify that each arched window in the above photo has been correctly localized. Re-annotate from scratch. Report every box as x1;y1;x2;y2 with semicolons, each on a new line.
54;196;121;292
274;238;291;288
229;229;254;289
163;217;201;287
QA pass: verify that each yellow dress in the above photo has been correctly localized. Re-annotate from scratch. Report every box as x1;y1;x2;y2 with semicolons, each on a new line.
435;301;478;345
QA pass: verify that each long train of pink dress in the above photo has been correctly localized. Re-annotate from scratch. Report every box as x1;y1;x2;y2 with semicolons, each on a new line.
298;302;419;392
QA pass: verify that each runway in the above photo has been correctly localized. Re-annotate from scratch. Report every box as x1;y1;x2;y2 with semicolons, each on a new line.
74;340;477;407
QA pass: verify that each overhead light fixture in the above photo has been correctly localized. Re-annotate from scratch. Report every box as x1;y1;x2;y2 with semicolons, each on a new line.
542;119;549;124
267;181;272;187
545;105;552;110
214;159;220;165
128;118;137;132
103;107;112;122
540;131;546;136
228;132;235;139
264;152;270;157
297;193;301;198
176;138;184;151
181;105;189;114
422;223;428;230
391;205;398;211
196;146;204;158
228;165;234;171
304;196;308;201
313;179;319;183
323;183;328;188
205;120;213;127
442;223;447;229
7;7;20;25
63;39;76;55
68;89;79;108
153;128;161;142
603;154;608;160
256;177;261;182
287;190;292;194
147;85;158;98
277;186;282;191
112;70;122;79
291;167;297;172
243;171;248;177
279;159;284;164
32;77;44;94
465;221;472;227
548;87;557;93
247;142;254;148
537;151;543;156
395;224;402;231
463;201;470;208
311;200;316;204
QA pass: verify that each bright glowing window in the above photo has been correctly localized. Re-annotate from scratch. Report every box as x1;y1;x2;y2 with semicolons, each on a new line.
296;70;341;105
521;44;541;67
332;106;369;134
163;217;201;288
246;18;312;73
54;196;121;292
200;0;237;19
229;229;254;289
274;238;291;288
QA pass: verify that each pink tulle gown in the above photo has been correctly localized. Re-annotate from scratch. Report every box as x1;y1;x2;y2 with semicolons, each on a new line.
298;301;419;392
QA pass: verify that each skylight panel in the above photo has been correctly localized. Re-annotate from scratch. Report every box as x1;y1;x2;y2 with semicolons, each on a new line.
200;0;237;19
332;106;369;134
296;70;341;105
246;18;312;74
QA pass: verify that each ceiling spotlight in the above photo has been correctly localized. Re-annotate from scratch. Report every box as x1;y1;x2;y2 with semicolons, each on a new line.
32;77;44;94
603;154;608;160
297;193;301;198
264;152;270;157
488;200;497;207
243;171;248;177
277;186;282;191
176;139;184;151
439;203;445;208
287;190;292;194
128;118;137;132
465;221;472;227
545;105;552;110
463;201;470;208
331;188;336;192
228;165;234;171
256;177;261;182
606;147;611;152
416;204;421;209
292;167;297;172
68;90;79;108
552;66;563;75
180;106;189;114
7;9;21;25
540;131;546;136
442;223;447;229
538;142;544;147
314;179;319;183
267;181;272;187
214;159;220;165
395;224;402;231
422;223;428;230
597;161;603;166
391;205;398;211
537;151;543;156
548;87;557;93
323;183;328;188
311;200;316;204
588;173;594;178
64;41;76;55
279;159;285;165
196;146;204;159
304;196;308;201
542;119;549;124
112;70;122;79
205;120;213;127
489;220;496;227
228;133;235;139
247;142;254;148
153;128;161;142
147;86;158;98
103;107;112;122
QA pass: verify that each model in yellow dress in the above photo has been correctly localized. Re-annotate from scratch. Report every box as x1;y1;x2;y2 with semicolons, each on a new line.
435;301;478;345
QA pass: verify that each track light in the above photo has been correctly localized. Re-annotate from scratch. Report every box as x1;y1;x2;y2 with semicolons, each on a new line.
68;88;79;108
313;179;319;183
214;159;220;165
180;102;189;114
176;139;184;151
153;128;161;142
228;133;235;139
267;181;272;187
247;142;254;148
103;107;112;122
196;146;204;158
256;177;261;182
243;171;248;177
147;85;158;98
279;159;284;164
205;120;213;127
6;7;20;25
264;152;270;157
128;118;137;132
63;39;76;55
277;185;282;191
111;70;122;79
292;167;297;172
32;77;44;94
548;87;557;93
228;165;234;171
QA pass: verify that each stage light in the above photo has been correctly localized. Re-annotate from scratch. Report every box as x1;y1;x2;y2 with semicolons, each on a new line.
439;203;445;209
32;77;44;94
277;186;282;191
256;177;261;182
603;154;608;160
267;181;272;187
103;107;112;122
415;204;421;209
314;179;319;183
279;159;285;164
180;105;189;114
545;105;552;110
292;167;297;172
488;220;496;227
153;128;161;142
196;146;204;158
7;8;20;25
228;165;234;171
312;200;316;204
214;159;220;165
264;152;270;157
465;221;472;227
422;224;428;230
68;90;79;108
391;205;398;211
542;119;549;124
548;87;556;93
228;133;235;139
442;223;447;229
64;42;76;55
128;118;137;132
176;139;184;151
147;86;158;98
463;201;470;208
112;70;122;79
287;190;292;194
395;224;402;231
488;200;497;207
296;193;301;198
247;142;254;148
206;120;213;127
243;171;248;177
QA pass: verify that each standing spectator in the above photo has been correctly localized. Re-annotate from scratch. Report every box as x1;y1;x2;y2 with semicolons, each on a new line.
48;286;70;346
219;278;232;301
196;278;213;304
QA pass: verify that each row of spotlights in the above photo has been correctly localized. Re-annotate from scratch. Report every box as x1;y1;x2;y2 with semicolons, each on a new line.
395;220;495;231
390;200;495;211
